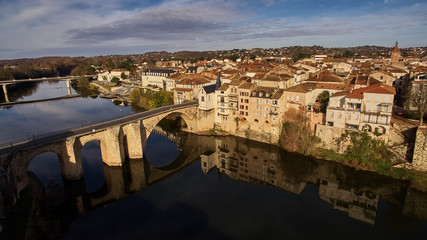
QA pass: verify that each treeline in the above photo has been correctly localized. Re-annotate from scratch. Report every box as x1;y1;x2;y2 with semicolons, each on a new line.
0;57;87;80
0;56;142;81
129;89;173;110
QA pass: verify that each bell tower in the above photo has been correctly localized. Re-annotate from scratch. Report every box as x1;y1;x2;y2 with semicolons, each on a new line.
391;41;400;63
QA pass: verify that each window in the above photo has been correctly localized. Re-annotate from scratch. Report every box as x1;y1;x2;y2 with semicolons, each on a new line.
296;96;300;102
266;99;269;104
265;107;269;111
354;114;359;120
338;113;342;119
244;99;249;103
201;96;205;102
346;113;351;120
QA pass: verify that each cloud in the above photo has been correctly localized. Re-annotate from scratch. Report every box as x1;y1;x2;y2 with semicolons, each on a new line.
0;0;426;59
66;2;236;45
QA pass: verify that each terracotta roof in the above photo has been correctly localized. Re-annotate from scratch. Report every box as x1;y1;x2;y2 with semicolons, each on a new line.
308;70;343;83
217;83;230;91
176;77;210;85
271;89;284;99
355;75;369;85
346;83;396;99
251;86;277;98
330;91;351;98
284;82;317;93
316;83;351;91
239;82;255;90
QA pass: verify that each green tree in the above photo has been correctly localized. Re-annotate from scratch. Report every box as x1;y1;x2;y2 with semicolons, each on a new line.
111;76;120;85
120;72;127;80
343;50;354;58
77;75;89;88
316;90;330;112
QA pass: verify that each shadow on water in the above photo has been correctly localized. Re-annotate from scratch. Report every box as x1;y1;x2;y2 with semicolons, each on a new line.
80;141;106;194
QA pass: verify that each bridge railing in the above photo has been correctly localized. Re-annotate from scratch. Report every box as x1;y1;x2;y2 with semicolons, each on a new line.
0;101;198;152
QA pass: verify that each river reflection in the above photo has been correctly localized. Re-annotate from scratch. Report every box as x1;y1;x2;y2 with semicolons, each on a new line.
4;130;427;240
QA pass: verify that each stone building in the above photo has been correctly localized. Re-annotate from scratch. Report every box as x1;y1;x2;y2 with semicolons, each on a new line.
326;83;396;134
141;69;176;89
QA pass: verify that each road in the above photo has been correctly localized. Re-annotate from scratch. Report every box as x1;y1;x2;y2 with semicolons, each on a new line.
0;101;198;155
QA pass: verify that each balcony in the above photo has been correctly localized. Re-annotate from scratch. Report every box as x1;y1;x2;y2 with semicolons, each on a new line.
218;102;228;107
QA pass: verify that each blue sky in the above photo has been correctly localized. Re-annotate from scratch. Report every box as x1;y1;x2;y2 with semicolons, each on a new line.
0;0;426;59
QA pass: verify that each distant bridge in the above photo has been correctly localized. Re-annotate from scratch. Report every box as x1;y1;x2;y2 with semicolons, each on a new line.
0;75;95;103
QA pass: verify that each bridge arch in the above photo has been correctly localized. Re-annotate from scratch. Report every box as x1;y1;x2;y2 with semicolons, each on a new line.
142;108;197;141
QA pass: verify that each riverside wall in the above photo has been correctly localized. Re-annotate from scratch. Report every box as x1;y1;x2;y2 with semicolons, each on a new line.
412;126;427;171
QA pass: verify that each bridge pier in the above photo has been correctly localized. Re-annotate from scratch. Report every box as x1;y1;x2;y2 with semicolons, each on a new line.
2;85;9;102
63;138;84;179
122;122;144;159
101;126;125;166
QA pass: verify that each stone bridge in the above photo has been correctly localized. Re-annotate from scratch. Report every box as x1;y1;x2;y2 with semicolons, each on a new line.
0;102;215;214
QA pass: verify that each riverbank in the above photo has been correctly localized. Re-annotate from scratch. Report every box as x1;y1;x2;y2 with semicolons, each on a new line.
195;126;427;193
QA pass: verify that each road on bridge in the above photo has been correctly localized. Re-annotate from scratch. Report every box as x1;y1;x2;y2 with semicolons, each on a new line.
0;101;198;155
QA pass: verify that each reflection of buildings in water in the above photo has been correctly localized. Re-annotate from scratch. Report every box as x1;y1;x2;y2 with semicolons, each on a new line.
318;180;378;225
200;136;381;225
200;136;307;194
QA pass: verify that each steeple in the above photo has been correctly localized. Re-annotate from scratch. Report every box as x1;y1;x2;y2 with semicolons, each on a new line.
391;41;401;63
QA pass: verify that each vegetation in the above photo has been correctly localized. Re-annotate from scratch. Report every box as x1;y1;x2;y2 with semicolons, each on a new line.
316;130;427;191
111;76;120;85
408;83;427;125
279;108;319;155
129;88;173;109
316;90;330;112
292;52;311;62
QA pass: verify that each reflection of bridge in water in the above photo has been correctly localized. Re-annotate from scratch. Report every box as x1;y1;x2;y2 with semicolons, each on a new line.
2;126;427;230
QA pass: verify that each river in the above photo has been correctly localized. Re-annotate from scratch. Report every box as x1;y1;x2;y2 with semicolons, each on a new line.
1;81;427;240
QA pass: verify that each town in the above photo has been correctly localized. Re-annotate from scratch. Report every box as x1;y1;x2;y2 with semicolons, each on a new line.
1;43;427;172
79;43;425;170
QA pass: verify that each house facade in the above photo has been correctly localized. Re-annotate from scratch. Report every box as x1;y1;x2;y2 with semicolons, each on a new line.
326;83;396;134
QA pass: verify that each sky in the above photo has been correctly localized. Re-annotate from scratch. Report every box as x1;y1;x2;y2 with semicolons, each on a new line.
0;0;426;59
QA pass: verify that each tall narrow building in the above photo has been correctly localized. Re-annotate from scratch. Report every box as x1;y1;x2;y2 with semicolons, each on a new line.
391;41;401;63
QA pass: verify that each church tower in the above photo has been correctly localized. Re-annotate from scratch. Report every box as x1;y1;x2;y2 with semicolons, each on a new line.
391;41;401;63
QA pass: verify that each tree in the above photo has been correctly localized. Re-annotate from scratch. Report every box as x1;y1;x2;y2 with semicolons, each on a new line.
120;72;127;80
77;75;89;88
409;82;427;125
111;76;120;85
316;90;330;112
